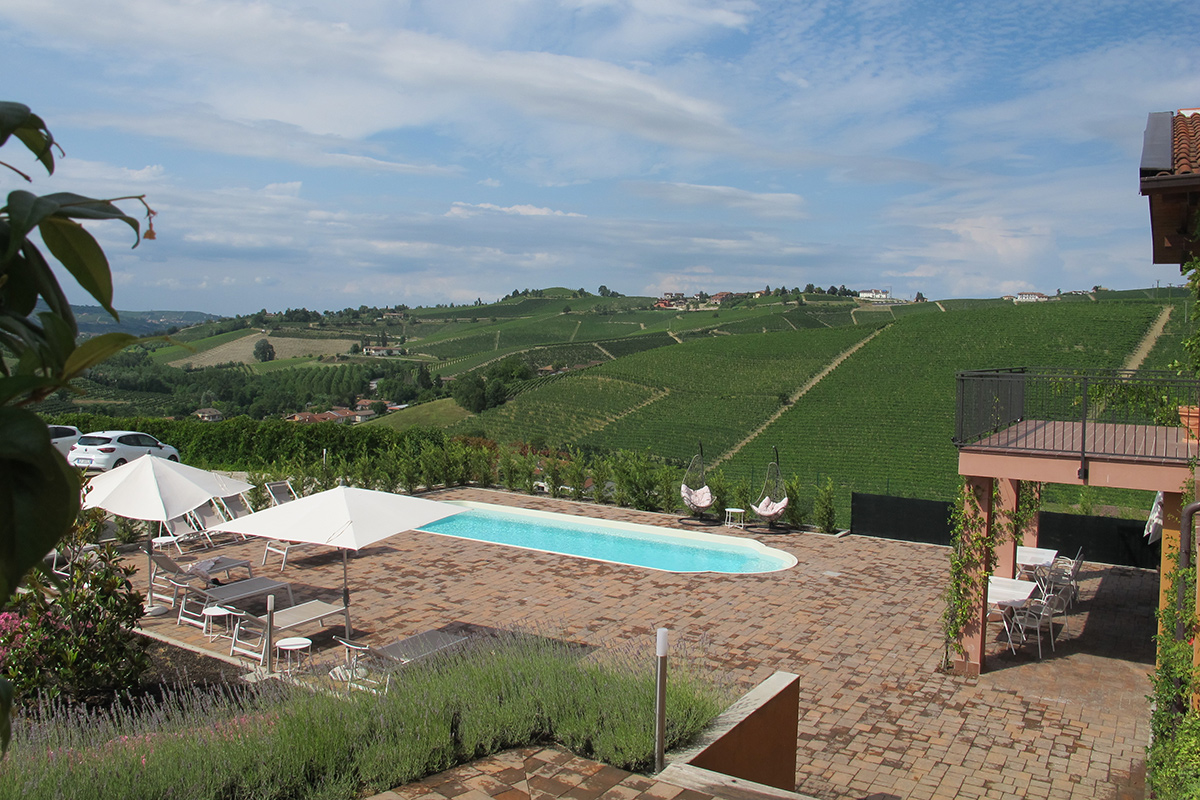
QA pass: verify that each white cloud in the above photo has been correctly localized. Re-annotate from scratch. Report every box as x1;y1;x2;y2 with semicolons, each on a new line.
445;202;586;218
7;0;1193;312
632;181;806;218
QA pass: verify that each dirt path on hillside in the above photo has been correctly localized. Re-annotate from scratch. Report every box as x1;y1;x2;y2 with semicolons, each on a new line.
1124;305;1172;371
712;326;887;467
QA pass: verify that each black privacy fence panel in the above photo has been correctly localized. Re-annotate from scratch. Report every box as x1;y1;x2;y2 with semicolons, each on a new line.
850;493;1158;568
1038;511;1159;569
850;493;953;546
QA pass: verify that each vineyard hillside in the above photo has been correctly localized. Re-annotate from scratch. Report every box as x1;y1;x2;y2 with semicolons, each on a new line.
454;324;883;462
722;302;1164;516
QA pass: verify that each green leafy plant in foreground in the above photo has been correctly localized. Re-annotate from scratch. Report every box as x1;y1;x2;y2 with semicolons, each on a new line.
0;509;149;704
1;101;153;747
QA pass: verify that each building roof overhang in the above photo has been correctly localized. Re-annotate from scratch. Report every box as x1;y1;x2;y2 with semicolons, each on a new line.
1140;110;1200;264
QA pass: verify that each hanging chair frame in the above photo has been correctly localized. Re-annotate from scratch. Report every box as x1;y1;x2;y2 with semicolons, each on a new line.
752;446;789;526
681;441;714;515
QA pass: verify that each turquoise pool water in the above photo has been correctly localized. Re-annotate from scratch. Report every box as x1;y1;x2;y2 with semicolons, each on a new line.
418;501;796;574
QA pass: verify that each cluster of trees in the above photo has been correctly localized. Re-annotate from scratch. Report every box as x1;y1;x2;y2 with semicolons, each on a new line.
449;356;534;413
802;284;860;297
76;347;424;419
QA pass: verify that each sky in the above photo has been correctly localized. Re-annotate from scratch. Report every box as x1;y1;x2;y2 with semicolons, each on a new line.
3;0;1198;316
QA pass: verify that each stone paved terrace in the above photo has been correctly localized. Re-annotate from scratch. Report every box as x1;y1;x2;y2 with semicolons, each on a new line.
131;487;1157;800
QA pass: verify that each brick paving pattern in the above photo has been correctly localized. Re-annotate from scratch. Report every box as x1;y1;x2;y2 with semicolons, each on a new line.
371;746;719;800
132;488;1155;800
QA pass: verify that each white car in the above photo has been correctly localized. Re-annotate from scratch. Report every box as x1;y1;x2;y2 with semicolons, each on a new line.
48;425;82;457
68;430;180;471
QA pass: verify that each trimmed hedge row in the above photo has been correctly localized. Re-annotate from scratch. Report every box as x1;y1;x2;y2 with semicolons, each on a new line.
47;413;447;470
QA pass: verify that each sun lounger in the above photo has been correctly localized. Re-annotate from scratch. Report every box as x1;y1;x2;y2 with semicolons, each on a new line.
259;599;348;633
171;576;294;630
329;628;470;693
375;628;467;663
228;600;348;667
149;553;253;607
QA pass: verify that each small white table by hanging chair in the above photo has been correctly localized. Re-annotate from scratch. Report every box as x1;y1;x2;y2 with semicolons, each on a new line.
724;507;745;528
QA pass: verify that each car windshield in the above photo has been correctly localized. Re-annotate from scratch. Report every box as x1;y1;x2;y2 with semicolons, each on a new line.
77;436;112;446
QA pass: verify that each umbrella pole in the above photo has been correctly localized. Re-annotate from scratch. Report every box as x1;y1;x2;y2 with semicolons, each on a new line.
343;549;352;639
144;521;168;616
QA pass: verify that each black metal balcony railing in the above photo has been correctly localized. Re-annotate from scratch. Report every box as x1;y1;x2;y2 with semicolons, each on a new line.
954;367;1200;467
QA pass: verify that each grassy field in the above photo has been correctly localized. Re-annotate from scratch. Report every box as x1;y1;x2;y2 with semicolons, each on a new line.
366;398;474;430
150;329;261;364
165;334;357;368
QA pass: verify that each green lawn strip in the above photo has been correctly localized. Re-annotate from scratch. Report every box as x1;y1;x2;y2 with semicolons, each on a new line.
4;637;724;800
368;397;474;430
248;356;336;373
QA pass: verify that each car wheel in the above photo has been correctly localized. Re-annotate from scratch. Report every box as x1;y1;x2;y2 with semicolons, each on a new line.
168;455;179;462
113;459;127;468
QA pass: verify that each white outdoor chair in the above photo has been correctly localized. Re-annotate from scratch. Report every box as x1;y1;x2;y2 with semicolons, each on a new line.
265;480;300;506
330;636;392;694
187;500;229;546
229;615;268;667
1041;582;1073;635
1011;599;1057;659
262;539;315;571
1048;548;1083;606
155;515;200;554
219;492;254;520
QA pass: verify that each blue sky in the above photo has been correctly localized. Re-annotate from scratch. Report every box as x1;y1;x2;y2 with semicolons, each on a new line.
3;0;1197;315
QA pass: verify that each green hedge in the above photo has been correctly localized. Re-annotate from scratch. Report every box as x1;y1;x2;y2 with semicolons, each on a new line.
46;414;447;470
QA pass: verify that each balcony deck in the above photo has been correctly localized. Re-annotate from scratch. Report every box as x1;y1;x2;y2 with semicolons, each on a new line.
959;419;1198;489
963;418;1196;462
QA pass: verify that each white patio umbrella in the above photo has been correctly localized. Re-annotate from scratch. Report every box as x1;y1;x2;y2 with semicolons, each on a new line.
82;455;253;522
82;455;254;614
209;486;467;636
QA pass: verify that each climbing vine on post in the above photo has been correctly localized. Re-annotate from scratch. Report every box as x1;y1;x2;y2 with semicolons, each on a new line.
942;479;991;666
942;478;1041;669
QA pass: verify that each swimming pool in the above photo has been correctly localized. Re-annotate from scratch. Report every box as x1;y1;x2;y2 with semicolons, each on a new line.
418;501;796;574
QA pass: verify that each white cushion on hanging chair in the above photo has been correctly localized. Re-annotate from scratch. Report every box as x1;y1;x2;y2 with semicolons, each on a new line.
681;484;713;509
752;497;789;518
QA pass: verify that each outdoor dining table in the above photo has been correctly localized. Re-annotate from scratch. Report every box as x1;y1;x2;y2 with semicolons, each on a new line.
1017;546;1058;570
987;575;1039;608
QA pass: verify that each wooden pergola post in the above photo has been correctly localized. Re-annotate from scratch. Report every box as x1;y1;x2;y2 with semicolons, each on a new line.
1022;483;1042;547
994;478;1020;579
953;476;994;677
1159;492;1183;641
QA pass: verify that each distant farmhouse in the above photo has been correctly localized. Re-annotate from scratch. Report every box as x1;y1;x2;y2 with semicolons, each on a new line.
285;407;357;425
362;345;404;356
1014;292;1049;303
859;289;891;302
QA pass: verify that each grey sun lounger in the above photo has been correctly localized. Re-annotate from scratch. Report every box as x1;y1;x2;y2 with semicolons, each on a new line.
256;599;348;633
202;576;294;606
375;628;468;663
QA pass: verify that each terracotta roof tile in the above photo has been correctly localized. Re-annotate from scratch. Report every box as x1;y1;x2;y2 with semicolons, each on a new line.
1173;109;1200;174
